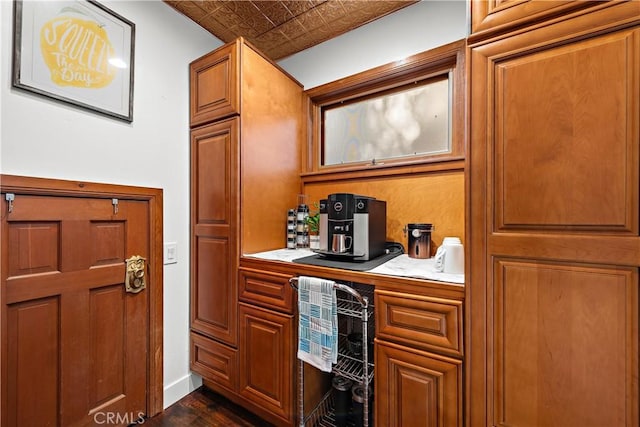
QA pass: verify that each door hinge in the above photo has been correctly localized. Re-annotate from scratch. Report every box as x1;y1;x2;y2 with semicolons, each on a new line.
5;193;14;213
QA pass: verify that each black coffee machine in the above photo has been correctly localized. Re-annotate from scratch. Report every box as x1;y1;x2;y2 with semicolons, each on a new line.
318;193;386;261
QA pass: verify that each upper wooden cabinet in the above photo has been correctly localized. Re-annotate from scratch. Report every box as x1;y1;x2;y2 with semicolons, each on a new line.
190;42;239;126
468;3;640;426
469;0;634;42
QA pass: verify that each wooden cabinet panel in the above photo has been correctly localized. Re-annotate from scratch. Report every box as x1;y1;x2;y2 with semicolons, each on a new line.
468;6;640;426
239;45;304;256
191;236;236;343
191;119;239;346
190;332;238;392
376;341;462;427
376;290;463;358
190;42;239;126
238;303;294;425
492;260;637;426
493;28;639;233
238;268;294;313
469;0;626;41
192;120;236;226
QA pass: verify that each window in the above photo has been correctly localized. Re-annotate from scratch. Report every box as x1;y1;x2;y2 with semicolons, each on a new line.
322;74;452;166
304;40;465;177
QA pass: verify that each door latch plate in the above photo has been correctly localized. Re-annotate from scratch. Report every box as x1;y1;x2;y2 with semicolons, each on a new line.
125;255;146;293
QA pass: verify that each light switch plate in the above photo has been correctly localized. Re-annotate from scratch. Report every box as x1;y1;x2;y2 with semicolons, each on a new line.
164;242;177;264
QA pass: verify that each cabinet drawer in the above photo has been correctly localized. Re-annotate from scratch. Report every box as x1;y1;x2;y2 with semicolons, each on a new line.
239;268;294;313
376;290;463;358
190;332;238;392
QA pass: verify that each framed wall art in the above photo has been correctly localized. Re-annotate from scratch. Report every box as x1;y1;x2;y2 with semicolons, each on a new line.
12;0;135;122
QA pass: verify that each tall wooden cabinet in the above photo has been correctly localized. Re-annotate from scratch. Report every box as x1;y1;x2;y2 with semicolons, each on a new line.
189;38;304;426
467;1;640;426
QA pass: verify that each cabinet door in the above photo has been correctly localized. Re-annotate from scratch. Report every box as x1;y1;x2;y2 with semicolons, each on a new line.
190;42;239;126
190;118;239;346
376;341;462;427
469;10;640;427
469;0;628;41
238;303;294;425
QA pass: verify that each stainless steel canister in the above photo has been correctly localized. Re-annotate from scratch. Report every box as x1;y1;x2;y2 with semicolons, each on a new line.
407;223;434;259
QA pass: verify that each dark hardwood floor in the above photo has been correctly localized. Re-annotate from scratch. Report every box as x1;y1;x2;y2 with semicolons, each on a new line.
144;387;275;426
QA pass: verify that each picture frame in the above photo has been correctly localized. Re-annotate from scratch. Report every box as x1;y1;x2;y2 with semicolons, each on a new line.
12;0;135;122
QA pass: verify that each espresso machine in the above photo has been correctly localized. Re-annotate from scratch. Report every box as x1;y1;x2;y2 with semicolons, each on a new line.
317;193;386;261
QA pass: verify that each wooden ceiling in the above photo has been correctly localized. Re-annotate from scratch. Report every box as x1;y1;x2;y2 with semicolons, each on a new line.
164;0;418;60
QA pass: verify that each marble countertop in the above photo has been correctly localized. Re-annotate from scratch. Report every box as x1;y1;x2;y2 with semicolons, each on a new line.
244;249;464;285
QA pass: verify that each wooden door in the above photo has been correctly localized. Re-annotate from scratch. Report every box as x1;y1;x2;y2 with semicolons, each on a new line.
468;7;640;426
2;194;149;426
376;341;462;427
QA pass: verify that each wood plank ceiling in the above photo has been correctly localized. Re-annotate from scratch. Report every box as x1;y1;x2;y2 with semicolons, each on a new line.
164;0;418;60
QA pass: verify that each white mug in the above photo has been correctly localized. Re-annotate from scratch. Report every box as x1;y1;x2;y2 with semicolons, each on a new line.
435;238;464;274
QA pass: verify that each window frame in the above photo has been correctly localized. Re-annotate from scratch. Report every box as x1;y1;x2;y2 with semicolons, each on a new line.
302;39;466;179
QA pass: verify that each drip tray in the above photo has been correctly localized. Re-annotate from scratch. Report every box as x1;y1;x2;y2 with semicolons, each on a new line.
292;251;401;272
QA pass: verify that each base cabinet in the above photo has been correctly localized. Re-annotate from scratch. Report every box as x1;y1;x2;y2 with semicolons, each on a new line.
376;341;462;427
239;303;295;425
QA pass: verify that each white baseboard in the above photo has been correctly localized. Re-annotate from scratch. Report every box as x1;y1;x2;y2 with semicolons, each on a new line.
163;372;203;409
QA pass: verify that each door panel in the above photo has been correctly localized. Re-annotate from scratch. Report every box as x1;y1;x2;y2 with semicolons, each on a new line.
238;303;294;424
7;297;60;427
2;195;148;427
376;341;462;427
494;29;638;233
90;285;126;408
493;260;636;426
8;221;60;276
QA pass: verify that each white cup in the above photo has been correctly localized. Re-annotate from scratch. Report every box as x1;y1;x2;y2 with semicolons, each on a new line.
443;243;464;274
442;237;461;245
434;237;464;274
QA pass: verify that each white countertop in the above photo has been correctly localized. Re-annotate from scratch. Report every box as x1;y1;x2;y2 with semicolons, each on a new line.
244;249;464;285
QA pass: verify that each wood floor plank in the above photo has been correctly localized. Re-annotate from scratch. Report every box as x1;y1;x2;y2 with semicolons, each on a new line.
145;387;274;426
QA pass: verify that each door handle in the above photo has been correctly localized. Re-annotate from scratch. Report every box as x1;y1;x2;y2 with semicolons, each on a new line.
125;255;146;293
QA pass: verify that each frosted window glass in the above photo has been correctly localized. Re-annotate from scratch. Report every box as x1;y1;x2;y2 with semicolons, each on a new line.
322;76;451;165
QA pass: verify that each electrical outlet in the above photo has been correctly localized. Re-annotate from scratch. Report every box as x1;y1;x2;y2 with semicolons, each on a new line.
164;242;177;265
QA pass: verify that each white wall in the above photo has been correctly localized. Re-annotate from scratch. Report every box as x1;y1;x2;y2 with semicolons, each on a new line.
278;0;469;89
1;0;468;412
0;0;222;409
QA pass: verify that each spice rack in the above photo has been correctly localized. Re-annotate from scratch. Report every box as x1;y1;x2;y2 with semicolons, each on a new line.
290;278;374;427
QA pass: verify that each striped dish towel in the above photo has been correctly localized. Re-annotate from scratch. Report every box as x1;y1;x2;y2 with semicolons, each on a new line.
297;276;338;372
